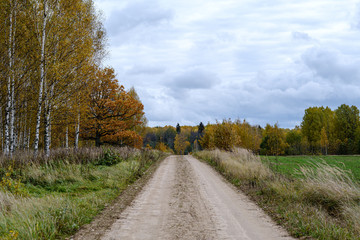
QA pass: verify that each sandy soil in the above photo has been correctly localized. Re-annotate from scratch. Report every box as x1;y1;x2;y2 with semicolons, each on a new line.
100;155;294;240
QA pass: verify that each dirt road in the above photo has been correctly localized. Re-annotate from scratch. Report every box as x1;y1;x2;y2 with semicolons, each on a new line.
100;155;294;240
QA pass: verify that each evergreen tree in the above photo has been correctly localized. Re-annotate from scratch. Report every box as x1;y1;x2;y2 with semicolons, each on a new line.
198;122;205;136
176;123;181;134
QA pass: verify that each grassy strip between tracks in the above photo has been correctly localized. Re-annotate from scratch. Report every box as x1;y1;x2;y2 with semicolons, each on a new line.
0;147;167;240
194;149;360;240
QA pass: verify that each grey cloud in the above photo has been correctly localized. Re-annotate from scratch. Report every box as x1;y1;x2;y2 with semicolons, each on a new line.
126;65;165;75
302;47;360;83
292;31;312;41
106;1;173;36
170;69;219;90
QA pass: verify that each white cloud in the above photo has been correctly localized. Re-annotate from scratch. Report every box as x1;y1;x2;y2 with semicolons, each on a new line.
94;0;360;128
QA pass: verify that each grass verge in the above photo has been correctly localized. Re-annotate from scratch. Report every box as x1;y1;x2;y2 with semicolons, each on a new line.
194;149;360;240
0;147;167;240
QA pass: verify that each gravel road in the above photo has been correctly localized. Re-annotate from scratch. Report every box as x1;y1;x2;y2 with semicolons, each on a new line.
101;155;294;240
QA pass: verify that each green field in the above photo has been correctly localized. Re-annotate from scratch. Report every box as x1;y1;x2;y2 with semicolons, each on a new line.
261;155;360;181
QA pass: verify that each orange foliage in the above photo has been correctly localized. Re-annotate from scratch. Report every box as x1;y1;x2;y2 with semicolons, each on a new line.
81;67;144;148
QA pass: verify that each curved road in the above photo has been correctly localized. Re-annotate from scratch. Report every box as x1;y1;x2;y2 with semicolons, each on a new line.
102;155;294;240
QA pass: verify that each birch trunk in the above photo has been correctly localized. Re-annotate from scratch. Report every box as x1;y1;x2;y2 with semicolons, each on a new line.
22;103;27;150
27;128;30;150
34;1;47;155
65;126;69;148
9;3;17;154
44;83;54;156
4;5;14;156
43;104;50;156
74;110;80;149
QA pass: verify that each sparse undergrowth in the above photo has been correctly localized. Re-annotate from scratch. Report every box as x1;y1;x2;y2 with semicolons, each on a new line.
194;149;360;240
0;147;167;239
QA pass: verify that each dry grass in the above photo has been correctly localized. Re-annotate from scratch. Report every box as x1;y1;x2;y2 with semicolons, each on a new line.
194;148;360;239
0;146;139;168
299;162;360;215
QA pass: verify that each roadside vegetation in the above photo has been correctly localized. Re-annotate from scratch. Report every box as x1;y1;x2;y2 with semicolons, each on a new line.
0;147;166;239
194;149;360;240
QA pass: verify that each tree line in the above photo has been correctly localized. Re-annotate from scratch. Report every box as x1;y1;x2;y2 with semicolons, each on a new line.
142;123;205;154
0;0;145;156
144;104;360;156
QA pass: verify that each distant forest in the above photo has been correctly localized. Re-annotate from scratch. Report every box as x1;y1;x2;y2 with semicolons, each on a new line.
143;104;360;155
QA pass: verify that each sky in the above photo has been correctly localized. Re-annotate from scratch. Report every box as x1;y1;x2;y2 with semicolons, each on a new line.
93;0;360;128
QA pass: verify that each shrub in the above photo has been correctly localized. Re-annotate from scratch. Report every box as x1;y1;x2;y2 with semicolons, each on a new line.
95;148;123;166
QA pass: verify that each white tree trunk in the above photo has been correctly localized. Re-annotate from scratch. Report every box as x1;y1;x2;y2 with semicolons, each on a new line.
9;4;17;154
34;1;47;155
44;104;50;156
9;80;15;153
44;83;54;157
27;128;30;150
65;125;69;148
74;110;80;149
4;5;14;156
22;104;27;150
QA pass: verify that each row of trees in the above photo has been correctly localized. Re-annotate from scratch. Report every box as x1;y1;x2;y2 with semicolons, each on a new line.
0;0;145;156
196;104;360;156
289;104;359;155
145;104;360;156
261;104;360;155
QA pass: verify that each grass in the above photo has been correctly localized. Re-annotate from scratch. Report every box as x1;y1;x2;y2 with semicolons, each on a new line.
0;147;166;239
194;149;360;240
262;155;360;181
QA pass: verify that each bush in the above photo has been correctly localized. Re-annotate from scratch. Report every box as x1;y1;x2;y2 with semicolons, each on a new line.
95;148;123;166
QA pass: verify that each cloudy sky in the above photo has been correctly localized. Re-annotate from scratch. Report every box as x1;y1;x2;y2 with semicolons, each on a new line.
93;0;360;128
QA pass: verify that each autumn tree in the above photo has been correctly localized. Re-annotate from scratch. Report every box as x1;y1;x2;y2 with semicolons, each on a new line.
320;127;329;155
334;104;360;154
0;0;107;156
301;107;327;153
233;119;262;153
260;123;287;156
199;119;262;152
285;127;302;155
174;133;190;155
81;67;144;148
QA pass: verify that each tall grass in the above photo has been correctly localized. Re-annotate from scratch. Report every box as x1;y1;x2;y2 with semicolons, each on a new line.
0;146;139;168
194;148;360;239
0;147;166;239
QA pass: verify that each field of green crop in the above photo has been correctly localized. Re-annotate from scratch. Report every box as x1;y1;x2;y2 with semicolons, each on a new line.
261;155;360;181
